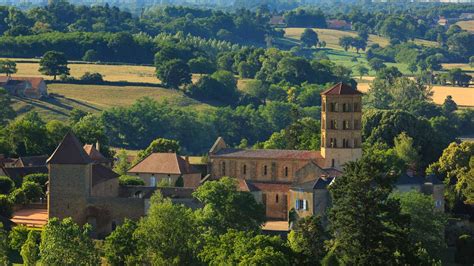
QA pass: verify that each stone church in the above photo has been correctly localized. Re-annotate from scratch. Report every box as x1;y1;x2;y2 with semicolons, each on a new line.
208;82;364;220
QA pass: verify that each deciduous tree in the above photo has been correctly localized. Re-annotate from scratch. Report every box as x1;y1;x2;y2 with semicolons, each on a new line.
0;59;17;76
38;51;69;80
104;219;138;266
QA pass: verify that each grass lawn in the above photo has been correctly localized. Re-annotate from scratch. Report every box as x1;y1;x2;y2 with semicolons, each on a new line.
456;20;474;32
11;83;213;121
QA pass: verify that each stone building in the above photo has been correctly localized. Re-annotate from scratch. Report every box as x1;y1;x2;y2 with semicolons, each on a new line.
0;76;48;99
127;153;202;188
209;82;363;220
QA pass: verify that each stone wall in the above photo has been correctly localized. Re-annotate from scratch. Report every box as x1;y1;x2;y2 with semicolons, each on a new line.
263;191;288;220
91;178;119;197
289;190;314;219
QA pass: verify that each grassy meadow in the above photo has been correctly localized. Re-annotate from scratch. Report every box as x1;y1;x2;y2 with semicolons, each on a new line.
456;20;474;32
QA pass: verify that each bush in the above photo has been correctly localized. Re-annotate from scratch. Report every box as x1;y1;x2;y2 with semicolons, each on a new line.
9;225;29;251
118;175;145;186
21;230;40;266
82;49;99;62
0;176;14;194
23;173;48;193
9;188;27;205
81;72;104;83
21;182;43;203
175;176;184;187
0;195;13;218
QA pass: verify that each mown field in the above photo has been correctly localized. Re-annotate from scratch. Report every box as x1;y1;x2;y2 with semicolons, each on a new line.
284;28;437;50
456;20;474;32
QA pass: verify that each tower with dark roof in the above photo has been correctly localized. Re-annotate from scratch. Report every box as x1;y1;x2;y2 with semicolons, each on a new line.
320;83;363;170
46;132;93;224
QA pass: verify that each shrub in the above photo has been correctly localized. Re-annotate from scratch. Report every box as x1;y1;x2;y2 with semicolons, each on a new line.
9;225;29;251
9;188;27;205
0;195;13;218
23;173;48;193
81;72;104;83
21;230;41;266
0;176;14;194
118;175;145;186
21;182;43;203
175;176;184;187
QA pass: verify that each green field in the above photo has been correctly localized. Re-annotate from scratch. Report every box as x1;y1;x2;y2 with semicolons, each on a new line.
12;83;213;121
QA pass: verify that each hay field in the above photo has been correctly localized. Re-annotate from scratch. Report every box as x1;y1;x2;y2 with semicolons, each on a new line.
284;28;437;50
456;20;474;32
357;81;474;107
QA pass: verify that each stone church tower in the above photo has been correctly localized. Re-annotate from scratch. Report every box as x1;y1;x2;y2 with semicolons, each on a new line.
47;132;94;224
320;83;363;170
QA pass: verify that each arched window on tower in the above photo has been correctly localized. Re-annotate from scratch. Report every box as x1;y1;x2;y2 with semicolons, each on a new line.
263;165;268;176
222;162;226;176
243;164;247;175
284;166;289;177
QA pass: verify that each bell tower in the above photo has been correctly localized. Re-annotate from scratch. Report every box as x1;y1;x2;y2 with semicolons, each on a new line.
320;83;363;170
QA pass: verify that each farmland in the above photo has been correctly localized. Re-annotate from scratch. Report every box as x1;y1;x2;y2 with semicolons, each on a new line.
456;20;474;32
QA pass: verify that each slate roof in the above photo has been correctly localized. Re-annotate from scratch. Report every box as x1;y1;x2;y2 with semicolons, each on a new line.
313;177;335;189
128;153;200;175
17;155;48;167
47;132;93;165
92;164;119;186
321;82;363;96
84;144;111;163
212;148;322;160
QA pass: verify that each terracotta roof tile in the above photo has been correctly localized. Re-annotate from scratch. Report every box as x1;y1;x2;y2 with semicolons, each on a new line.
128;153;200;175
47;132;93;165
83;144;110;163
213;148;322;160
321;82;363;96
246;181;291;192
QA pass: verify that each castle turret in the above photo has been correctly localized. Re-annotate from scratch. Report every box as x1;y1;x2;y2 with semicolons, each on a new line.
47;132;93;224
320;83;363;170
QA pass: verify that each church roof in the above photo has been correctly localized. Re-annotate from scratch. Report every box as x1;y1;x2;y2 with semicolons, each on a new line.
47;132;93;165
212;148;322;160
321;82;363;96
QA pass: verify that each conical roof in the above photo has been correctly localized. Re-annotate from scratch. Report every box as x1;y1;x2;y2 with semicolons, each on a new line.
47;132;93;165
321;82;363;95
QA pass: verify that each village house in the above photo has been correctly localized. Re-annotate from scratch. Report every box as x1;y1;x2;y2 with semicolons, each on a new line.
128;153;202;188
0;76;48;99
326;19;352;30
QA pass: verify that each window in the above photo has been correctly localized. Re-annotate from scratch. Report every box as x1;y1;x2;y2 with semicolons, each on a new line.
330;120;338;129
331;159;335;168
284;167;289;177
295;199;308;210
343;139;350;148
330;138;337;148
222;162;226;175
150;176;156;187
111;221;117;231
435;200;442;207
343;120;350;130
263;165;268;176
276;194;279;203
243;164;247;175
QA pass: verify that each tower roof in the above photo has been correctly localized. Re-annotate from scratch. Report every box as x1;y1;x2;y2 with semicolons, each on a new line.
321;82;363;96
47;132;93;165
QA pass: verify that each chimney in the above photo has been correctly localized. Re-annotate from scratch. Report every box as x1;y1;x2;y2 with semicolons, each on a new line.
95;141;100;152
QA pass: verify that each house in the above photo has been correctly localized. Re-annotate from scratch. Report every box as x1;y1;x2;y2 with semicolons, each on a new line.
326;19;352;30
394;173;445;211
209;83;363;221
0;76;48;99
127;153;202;188
12;155;48;168
270;15;286;27
0;166;48;186
83;144;113;168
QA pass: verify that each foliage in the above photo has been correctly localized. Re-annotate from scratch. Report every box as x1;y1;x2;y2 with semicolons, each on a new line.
113;149;130;176
393;132;420;170
39;50;69;80
134;192;200;265
21;181;43;203
104;219;138;266
301;28;318;47
40;217;100;266
0;223;8;265
20;230;41;266
0;88;15;127
23;173;48;193
5;112;50;156
188;56;215;75
427;142;474;208
0;59;17;76
193;177;266;234
393;191;447;258
135;138;180;163
156;59;191;89
72;114;111;157
0;195;13;219
263;117;320;151
0;176;14;195
9;225;29;251
288;215;328;265
199;229;289;265
118;175;145;186
329;155;415;264
80;72;104;83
